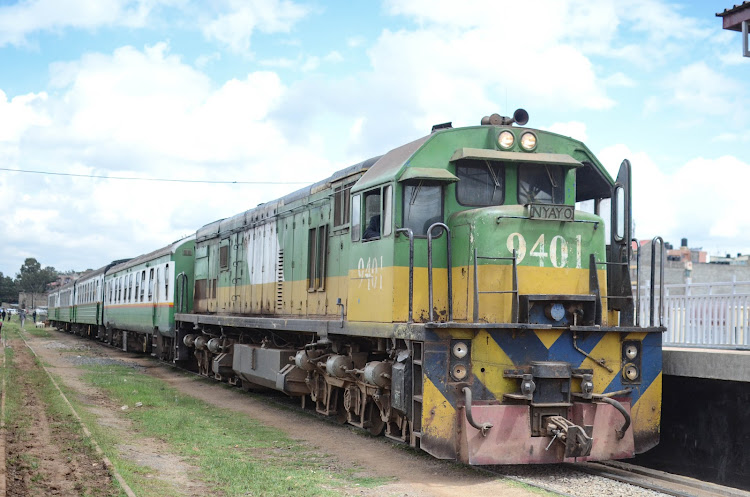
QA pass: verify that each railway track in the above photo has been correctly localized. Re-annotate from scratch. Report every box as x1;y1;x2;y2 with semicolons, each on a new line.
570;461;749;497
479;459;750;497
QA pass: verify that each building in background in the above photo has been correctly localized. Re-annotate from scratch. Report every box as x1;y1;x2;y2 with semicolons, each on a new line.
717;2;750;57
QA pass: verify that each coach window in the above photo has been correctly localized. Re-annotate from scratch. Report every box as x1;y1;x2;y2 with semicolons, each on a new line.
148;268;154;302
140;271;146;302
518;164;564;205
403;181;443;237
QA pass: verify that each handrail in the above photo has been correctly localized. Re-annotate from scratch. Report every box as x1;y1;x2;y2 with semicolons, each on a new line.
650;237;665;327
472;248;518;323
427;223;452;323
396;228;415;323
633;238;641;326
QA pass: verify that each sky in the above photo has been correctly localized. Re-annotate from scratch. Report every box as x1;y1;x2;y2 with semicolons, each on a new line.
0;0;748;277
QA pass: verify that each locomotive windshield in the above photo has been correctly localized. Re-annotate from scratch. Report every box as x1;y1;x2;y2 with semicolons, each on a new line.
518;164;564;204
403;181;442;236
455;159;505;206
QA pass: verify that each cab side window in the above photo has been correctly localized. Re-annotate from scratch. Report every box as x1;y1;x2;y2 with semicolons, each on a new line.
403;181;442;237
360;185;393;242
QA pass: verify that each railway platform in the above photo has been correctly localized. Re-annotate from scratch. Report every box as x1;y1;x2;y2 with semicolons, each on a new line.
633;345;750;492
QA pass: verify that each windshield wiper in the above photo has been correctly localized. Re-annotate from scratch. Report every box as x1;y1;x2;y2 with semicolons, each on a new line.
545;165;558;188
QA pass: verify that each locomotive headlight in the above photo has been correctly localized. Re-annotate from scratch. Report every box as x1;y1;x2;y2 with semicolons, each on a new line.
520;132;537;151
452;341;469;359
451;364;468;381
623;364;640;381
498;130;515;149
625;344;638;360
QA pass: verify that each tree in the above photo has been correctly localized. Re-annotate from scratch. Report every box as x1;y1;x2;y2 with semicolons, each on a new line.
0;272;17;303
15;258;57;308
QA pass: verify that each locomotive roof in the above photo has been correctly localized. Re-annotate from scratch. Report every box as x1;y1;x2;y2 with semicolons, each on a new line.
196;122;617;240
197;155;383;241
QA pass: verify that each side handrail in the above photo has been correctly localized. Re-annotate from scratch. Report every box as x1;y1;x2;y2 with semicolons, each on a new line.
396;228;415;323
650;236;665;327
633;238;641;326
427;223;452;323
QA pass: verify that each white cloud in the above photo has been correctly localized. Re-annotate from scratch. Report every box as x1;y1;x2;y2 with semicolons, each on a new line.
598;145;750;252
202;0;308;53
0;0;179;47
0;42;333;275
347;36;365;48
665;62;743;116
195;52;221;69
0;89;51;142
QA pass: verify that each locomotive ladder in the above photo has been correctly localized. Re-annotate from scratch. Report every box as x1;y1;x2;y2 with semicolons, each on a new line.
472;248;519;323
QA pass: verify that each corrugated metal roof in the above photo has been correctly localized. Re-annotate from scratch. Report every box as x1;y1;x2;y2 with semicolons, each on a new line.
717;2;750;17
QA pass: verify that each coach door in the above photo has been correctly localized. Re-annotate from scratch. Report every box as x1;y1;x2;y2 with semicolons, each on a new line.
151;267;159;328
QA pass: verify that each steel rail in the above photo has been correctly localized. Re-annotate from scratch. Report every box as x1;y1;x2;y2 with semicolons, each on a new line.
567;461;748;497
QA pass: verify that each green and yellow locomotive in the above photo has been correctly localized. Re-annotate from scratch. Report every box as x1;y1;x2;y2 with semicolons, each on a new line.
49;110;665;465
173;110;665;464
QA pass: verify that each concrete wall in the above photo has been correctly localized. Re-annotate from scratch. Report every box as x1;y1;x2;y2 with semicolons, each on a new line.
18;292;48;309
634;375;750;490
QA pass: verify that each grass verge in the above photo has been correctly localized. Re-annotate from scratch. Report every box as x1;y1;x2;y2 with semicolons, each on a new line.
81;363;389;496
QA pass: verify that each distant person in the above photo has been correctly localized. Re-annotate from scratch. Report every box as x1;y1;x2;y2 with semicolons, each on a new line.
363;214;381;240
19;309;26;329
33;310;37;323
0;309;5;321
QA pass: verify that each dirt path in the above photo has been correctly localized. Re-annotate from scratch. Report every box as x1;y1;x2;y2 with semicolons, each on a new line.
28;338;212;497
4;337;116;496
28;332;542;497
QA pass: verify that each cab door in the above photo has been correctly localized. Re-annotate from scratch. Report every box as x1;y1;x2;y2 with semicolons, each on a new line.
608;159;634;325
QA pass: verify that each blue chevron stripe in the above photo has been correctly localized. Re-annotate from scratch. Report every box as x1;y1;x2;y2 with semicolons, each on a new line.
603;332;662;405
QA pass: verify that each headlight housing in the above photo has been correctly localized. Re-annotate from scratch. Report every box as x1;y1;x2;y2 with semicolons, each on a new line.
623;364;640;381
451;364;468;381
452;341;468;359
520;132;537;151
625;344;638;360
498;130;514;149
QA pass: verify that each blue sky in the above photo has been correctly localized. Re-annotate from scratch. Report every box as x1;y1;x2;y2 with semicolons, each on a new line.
0;0;748;277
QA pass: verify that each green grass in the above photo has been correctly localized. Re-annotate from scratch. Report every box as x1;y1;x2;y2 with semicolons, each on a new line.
81;364;389;496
